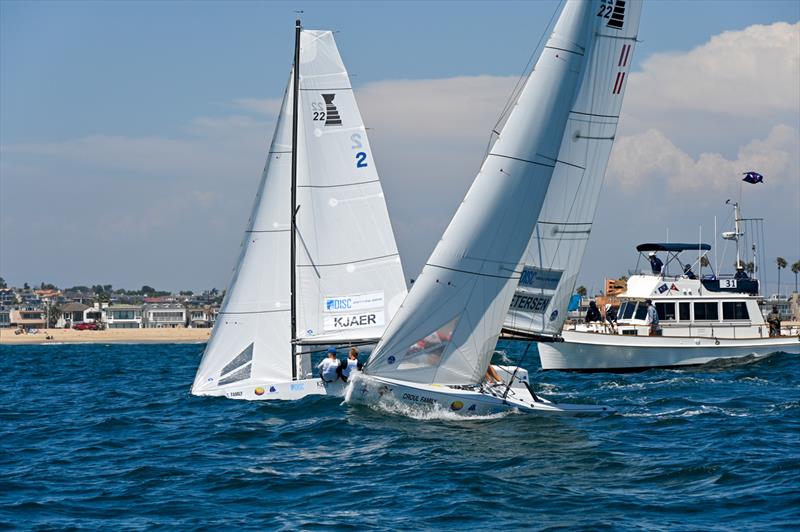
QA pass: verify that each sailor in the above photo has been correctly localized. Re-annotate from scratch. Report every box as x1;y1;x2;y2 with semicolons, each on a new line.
317;348;341;382
645;299;660;336
734;264;749;280
683;264;697;279
485;364;504;385
340;347;363;382
766;306;781;337
604;304;618;333
585;300;602;325
648;252;664;275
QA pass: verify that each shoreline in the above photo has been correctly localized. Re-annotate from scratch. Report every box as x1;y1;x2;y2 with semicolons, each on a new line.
0;327;211;346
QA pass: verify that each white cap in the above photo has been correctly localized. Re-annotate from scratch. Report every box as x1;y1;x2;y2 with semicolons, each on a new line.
649;251;656;256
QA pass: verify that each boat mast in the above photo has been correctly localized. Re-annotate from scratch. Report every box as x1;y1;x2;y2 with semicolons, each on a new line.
734;201;741;268
290;19;301;380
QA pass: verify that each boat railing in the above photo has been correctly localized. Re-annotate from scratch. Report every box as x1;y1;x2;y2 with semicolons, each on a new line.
565;320;771;340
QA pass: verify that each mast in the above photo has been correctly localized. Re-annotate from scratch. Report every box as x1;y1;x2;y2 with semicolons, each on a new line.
290;19;301;380
734;201;742;267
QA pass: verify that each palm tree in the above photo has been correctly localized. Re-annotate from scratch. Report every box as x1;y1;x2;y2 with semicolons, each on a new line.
791;260;800;294
776;257;787;296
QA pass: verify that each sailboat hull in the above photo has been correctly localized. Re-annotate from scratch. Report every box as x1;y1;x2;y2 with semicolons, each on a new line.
539;330;800;371
192;377;349;401
345;369;613;416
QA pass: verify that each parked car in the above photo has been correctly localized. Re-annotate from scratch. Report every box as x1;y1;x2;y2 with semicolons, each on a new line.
73;322;99;331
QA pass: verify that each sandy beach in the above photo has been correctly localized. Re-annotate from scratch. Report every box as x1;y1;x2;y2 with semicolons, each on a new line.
0;327;211;345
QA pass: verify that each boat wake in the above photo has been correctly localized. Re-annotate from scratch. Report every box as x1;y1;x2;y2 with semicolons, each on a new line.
364;396;516;422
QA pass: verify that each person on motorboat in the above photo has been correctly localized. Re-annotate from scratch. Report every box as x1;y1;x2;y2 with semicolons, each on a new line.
734;264;749;280
585;300;602;324
683;263;697;279
340;347;363;382
317;348;341;382
767;306;781;337
645;299;660;336
604;304;618;333
648;252;664;275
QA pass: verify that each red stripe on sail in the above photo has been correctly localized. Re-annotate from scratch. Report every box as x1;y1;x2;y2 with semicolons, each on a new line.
614;72;626;94
623;44;631;67
618;45;627;67
612;72;622;94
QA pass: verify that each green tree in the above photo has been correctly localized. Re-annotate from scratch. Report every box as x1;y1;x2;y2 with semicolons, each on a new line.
0;277;6;289
141;285;156;295
791;260;800;294
746;261;756;275
776;257;787;295
46;304;62;328
23;282;30;290
576;285;587;297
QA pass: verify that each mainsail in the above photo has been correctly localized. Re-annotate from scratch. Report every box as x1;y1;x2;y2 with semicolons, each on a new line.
192;28;406;396
365;0;596;385
504;0;642;339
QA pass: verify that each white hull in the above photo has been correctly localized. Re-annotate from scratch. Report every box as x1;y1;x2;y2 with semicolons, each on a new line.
345;366;612;416
193;377;348;401
539;331;800;371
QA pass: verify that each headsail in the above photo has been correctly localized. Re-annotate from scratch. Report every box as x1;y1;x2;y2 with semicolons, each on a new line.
192;29;406;396
504;0;642;339
365;0;596;385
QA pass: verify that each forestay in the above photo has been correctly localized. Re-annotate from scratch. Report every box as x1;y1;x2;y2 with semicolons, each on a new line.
192;29;405;396
365;0;595;385
504;0;642;338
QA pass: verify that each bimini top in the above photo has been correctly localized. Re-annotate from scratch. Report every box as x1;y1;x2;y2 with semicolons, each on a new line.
636;243;711;253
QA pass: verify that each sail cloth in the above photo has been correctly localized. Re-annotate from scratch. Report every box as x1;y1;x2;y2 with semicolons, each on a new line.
192;30;406;395
504;0;642;338
365;0;597;386
294;30;407;345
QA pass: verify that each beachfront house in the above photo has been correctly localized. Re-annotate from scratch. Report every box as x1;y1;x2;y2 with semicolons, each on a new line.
143;303;186;328
0;308;10;328
105;304;144;329
185;306;215;328
0;289;17;306
58;302;91;328
10;309;46;330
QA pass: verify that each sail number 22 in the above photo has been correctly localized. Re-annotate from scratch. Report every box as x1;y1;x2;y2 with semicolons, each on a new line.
351;133;368;168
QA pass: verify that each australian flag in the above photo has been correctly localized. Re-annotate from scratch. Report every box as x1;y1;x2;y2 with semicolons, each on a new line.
742;171;764;184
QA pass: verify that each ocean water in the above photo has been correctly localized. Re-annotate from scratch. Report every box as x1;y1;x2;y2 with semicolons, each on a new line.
1;341;798;530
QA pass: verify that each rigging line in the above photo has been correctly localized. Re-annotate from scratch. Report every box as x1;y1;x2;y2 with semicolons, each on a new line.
502;341;533;401
489;153;556;168
544;45;585;56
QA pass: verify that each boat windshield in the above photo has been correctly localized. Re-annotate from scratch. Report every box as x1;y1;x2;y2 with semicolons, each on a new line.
634;303;647;321
620;302;635;320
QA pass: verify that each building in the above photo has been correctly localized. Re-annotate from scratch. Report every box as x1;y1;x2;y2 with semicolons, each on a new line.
759;295;794;322
105;304;143;329
185;306;216;328
10;309;46;330
59;302;92;327
0;288;17;306
0;308;11;328
143;303;186;328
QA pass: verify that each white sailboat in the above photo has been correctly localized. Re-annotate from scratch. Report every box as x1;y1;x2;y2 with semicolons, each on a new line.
346;0;638;416
502;0;641;342
191;22;407;401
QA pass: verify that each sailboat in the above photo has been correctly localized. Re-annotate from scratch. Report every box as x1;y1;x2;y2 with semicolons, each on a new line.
191;22;407;401
502;0;641;342
346;0;640;416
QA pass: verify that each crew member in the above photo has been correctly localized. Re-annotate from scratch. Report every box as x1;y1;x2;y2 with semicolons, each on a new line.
734;264;749;280
585;300;602;324
645;299;660;336
605;304;618;333
340;347;363;382
766;306;781;337
683;264;697;279
649;252;664;275
317;348;341;382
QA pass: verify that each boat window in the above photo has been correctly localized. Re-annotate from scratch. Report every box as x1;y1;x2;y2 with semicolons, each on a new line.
722;301;749;320
395;317;458;370
679;302;690;321
693;302;719;321
634;303;647;321
655;302;676;321
620;302;635;320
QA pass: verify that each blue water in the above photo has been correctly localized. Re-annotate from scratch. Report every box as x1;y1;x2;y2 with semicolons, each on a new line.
1;342;798;530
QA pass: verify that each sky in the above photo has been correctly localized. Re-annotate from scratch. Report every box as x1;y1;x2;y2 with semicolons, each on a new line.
1;0;799;297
